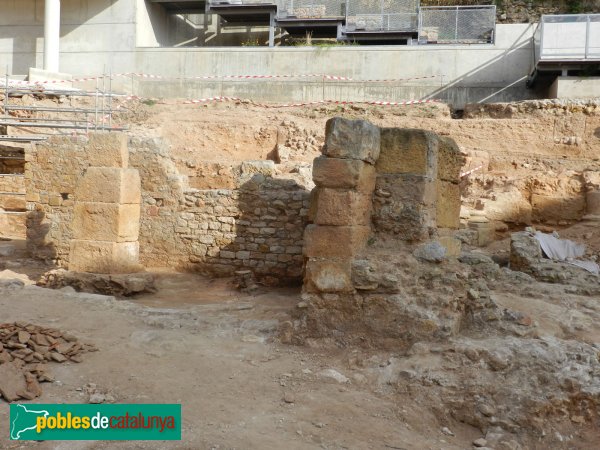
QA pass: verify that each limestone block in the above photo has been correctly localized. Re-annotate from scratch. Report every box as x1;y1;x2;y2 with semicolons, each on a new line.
323;117;380;164
377;174;437;207
313;188;372;226
307;188;319;223
0;196;26;211
372;174;436;241
436;180;461;229
377;128;438;176
437;236;461;258
72;202;140;242
85;133;129;168
69;240;140;274
76;167;141;204
468;221;495;247
304;258;354;293
303;224;370;258
312;156;376;192
437;137;464;183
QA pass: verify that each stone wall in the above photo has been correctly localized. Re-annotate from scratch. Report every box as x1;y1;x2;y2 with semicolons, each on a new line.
303;117;463;294
177;181;309;284
25;135;308;284
295;117;466;347
0;146;26;238
373;129;463;242
0;174;26;238
304;118;379;293
25;136;87;261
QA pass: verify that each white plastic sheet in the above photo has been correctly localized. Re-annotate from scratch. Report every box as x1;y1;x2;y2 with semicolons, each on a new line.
534;232;599;275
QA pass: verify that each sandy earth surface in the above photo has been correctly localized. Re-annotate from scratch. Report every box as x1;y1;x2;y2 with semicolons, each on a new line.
0;267;478;450
2;97;600;449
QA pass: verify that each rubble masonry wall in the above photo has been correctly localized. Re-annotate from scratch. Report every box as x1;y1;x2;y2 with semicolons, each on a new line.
25;135;308;284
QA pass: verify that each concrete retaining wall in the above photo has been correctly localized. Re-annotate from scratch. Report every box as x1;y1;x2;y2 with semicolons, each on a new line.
550;77;600;99
0;0;538;107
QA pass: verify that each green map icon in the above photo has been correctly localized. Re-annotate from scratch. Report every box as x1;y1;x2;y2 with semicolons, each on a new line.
10;404;49;440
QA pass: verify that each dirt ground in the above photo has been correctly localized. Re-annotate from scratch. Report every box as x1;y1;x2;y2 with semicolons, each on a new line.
1;245;483;450
2;224;600;449
2;96;600;448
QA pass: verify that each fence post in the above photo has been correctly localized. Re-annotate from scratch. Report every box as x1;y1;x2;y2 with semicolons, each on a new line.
585;15;591;59
454;6;459;43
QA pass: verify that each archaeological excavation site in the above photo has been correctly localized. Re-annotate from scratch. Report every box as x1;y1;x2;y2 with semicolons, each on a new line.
0;92;598;448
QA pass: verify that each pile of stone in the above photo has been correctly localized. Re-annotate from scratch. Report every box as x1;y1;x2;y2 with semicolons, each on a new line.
0;322;96;402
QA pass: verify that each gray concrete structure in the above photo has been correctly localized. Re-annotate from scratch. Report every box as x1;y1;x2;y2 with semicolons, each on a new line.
0;0;541;107
550;76;600;98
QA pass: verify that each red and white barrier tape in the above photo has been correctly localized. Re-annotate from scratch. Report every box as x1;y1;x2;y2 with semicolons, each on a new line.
460;165;483;178
98;95;140;125
2;72;437;87
181;97;440;108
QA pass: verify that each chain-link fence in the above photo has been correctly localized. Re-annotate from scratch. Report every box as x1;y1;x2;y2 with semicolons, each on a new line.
418;5;496;44
277;0;346;19
345;0;419;32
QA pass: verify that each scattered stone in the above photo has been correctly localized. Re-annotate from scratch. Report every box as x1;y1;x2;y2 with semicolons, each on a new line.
38;269;156;297
0;362;27;402
50;352;67;363
283;392;295;403
441;426;455;436
477;403;496;417
318;369;349;383
234;270;259;294
413;241;447;263
17;331;31;344
473;438;488;448
467;289;480;300
0;322;95;402
89;393;106;404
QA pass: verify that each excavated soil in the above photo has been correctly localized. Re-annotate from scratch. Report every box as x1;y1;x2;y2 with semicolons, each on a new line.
1;96;600;448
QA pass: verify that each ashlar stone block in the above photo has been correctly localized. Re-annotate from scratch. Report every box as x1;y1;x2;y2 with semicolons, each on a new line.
323;117;380;164
303;224;370;258
69;240;140;274
312;156;376;192
85;133;129;168
313;188;372;226
76;167;141;204
377;128;438;176
72;202;140;242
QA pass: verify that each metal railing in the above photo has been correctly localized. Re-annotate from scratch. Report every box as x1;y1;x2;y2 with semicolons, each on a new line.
345;0;419;32
418;5;496;44
535;14;600;62
277;0;346;19
208;0;276;6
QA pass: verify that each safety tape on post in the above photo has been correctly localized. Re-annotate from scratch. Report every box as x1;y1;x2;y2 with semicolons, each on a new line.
181;97;441;108
127;73;438;83
1;73;438;87
460;165;483;178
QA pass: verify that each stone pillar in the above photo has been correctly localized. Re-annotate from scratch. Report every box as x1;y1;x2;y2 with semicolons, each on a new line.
44;0;61;72
303;118;379;293
69;134;142;274
436;136;463;230
373;128;439;241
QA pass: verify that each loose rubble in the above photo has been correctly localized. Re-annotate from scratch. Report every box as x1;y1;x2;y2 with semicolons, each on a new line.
0;322;96;402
